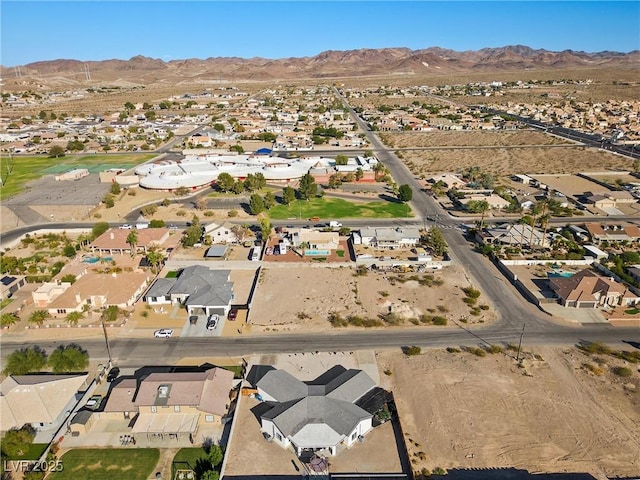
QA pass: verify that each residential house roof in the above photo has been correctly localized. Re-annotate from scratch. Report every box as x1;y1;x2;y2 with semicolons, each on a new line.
255;366;375;449
0;374;88;431
145;266;233;308
92;228;177;251
549;269;635;305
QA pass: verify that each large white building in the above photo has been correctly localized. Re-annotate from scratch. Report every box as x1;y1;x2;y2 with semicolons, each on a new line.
135;153;335;190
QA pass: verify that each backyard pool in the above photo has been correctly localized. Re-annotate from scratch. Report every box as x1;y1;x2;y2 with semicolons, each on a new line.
82;256;113;264
305;249;330;256
548;271;574;278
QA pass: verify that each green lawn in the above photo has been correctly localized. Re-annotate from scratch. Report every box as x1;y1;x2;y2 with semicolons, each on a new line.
50;448;159;480
0;154;155;200
10;443;48;460
172;447;209;480
269;197;412;219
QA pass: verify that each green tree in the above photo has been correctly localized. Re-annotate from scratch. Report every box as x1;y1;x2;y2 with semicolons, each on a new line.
244;174;259;192
102;194;115;208
1;426;35;457
126;230;138;257
145;110;156;121
91;222;110;240
425;227;447;257
230;144;244;153
259;217;272;241
4;347;47;375
201;471;219;480
182;216;203;247
63;244;77;258
48;145;65;158
216;172;236;192
466;199;490;229
335;154;348;166
48;344;89;373
61;274;77;284
149;219;166;228
110;182;121;195
257;132;276;142
297;173;317;200
328;174;342;189
282;186;296;205
29;310;50;326
249;194;265;215
355;167;364;181
66;140;85;152
263;191;275;210
254;172;266;190
231;180;244;194
1;312;20;328
208;445;224;467
124;101;135;110
397;184;413;202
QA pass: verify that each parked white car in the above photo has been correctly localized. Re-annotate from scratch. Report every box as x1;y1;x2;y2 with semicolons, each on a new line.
154;329;173;338
119;224;133;230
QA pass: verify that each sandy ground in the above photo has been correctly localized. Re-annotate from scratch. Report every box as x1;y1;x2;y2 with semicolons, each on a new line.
378;346;640;478
249;265;495;333
382;131;571;148
395;145;629;177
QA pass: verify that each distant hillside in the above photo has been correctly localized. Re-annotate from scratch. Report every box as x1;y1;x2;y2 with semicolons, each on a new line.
2;46;638;87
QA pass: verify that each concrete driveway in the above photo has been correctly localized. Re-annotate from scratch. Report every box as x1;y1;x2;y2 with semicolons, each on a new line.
180;314;226;337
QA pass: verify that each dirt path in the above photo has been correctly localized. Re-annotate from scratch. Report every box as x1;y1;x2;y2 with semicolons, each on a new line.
153;447;180;480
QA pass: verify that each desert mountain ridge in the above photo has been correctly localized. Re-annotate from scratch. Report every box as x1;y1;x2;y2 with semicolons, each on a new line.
2;45;639;86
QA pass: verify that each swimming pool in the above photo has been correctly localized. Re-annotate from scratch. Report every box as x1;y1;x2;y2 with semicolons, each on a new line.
305;249;330;256
82;256;113;264
548;271;574;278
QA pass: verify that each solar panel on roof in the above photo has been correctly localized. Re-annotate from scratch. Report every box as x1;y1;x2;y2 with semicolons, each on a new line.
1;276;16;286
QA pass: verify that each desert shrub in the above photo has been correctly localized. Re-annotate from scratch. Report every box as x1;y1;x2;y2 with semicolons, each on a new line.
384;369;392;376
612;366;633;377
581;363;604;375
176;209;187;217
432;316;447;325
354;265;368;276
328;312;348;327
127;189;137;196
140;205;158;217
437;305;449;313
486;344;503;354
612;350;640;364
462;287;481;299
203;210;214;217
463;297;477;306
379;291;390;297
577;342;612;355
446;347;460;353
228;209;238;217
479;304;490;310
404;346;421;356
465;346;486;357
381;312;402;325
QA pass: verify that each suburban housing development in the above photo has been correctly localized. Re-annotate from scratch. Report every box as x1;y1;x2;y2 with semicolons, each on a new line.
1;45;639;480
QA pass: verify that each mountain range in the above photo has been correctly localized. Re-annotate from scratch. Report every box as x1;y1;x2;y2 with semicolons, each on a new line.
2;46;638;86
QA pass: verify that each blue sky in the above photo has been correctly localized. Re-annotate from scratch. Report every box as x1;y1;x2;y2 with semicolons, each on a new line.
2;1;639;66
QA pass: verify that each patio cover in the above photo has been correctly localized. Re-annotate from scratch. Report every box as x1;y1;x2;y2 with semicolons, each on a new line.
132;413;199;434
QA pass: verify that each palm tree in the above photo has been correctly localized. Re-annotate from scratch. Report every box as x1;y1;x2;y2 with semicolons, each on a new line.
477;200;490;231
145;245;165;274
126;230;138;257
66;311;84;325
29;310;50;326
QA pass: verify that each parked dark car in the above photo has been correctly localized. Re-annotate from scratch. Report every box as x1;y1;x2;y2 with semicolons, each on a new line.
106;367;120;383
228;309;238;321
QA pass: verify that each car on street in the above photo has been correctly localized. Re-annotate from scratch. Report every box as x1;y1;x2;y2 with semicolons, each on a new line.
106;367;120;383
119;224;133;230
228;309;238;321
154;329;173;338
86;395;103;410
206;315;218;330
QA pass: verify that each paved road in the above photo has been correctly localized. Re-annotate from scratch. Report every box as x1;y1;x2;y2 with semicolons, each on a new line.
2;323;638;367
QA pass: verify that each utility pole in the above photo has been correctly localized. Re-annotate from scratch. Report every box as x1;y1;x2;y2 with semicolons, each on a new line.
101;316;113;367
516;324;525;363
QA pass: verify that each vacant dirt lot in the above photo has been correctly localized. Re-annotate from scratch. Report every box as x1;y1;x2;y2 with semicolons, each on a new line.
249;265;495;333
397;145;629;176
378;346;640;478
382;131;571;148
